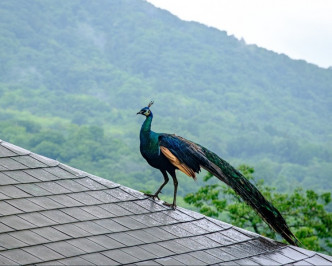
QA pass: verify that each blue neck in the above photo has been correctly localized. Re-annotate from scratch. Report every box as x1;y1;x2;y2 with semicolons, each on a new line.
140;113;153;136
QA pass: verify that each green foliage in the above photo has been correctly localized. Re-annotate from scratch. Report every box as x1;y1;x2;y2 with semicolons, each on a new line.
185;165;332;254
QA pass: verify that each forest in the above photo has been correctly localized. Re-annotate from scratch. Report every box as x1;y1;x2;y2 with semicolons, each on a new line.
0;0;331;210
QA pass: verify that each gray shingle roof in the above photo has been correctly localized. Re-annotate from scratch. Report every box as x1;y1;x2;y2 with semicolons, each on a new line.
0;139;331;265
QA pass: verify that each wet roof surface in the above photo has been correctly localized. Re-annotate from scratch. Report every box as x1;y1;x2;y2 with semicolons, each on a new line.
0;139;331;265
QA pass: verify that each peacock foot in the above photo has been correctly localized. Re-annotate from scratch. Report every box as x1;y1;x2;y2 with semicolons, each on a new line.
144;193;160;201
163;201;177;210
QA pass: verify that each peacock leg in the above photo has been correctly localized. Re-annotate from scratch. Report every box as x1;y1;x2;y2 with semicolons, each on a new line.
163;170;178;210
144;170;169;201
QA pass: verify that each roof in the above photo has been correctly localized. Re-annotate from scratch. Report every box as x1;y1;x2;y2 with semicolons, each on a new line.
0;139;331;265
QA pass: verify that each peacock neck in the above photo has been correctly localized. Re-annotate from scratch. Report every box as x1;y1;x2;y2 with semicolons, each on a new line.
140;113;153;138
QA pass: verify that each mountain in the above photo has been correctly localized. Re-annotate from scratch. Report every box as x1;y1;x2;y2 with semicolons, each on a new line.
0;0;331;194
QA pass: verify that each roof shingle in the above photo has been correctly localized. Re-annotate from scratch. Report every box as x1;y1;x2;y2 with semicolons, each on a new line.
0;139;331;265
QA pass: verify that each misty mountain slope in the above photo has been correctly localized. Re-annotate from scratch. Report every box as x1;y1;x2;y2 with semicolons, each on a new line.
0;0;331;192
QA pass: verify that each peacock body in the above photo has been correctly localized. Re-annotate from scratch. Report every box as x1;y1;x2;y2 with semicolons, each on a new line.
137;101;299;246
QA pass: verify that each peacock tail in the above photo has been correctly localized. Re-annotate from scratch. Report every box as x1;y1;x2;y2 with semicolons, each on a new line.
199;145;299;246
159;134;299;246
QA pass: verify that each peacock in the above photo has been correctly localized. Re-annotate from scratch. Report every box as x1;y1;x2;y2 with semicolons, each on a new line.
137;101;299;246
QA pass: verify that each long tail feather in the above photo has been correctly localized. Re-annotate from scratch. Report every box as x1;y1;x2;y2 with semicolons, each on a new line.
159;134;299;246
199;145;299;246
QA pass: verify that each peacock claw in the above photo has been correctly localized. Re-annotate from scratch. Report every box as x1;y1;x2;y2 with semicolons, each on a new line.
163;201;177;210
144;193;160;201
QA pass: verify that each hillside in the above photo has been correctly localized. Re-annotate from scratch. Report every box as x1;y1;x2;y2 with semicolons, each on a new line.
0;0;331;195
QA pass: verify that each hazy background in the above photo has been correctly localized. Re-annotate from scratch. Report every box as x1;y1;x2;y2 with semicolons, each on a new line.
0;0;331;206
148;0;332;68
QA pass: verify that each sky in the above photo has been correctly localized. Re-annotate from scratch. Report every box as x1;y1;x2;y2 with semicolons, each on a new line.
147;0;332;69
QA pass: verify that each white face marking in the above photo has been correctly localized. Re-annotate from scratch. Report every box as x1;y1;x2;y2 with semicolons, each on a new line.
144;110;150;116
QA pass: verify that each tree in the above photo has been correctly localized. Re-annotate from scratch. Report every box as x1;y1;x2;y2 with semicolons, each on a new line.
184;165;332;255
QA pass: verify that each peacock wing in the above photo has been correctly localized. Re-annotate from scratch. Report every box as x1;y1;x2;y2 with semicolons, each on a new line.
158;134;209;179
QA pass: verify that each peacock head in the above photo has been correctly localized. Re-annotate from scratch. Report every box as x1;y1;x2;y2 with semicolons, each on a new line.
137;101;154;117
